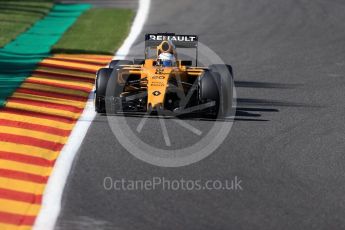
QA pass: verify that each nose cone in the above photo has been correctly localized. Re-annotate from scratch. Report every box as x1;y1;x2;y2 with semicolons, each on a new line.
146;67;172;111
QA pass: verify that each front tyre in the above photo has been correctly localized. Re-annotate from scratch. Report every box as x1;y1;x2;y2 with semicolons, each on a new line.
105;68;123;114
209;64;234;118
95;68;113;113
199;65;234;118
199;70;220;118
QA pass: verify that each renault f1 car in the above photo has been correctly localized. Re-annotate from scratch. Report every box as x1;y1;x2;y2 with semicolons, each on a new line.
95;33;233;118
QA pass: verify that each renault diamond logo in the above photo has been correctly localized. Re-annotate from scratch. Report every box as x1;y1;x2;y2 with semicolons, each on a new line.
152;91;161;96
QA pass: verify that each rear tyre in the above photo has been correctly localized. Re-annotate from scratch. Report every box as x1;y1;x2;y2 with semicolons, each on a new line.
109;59;133;68
95;68;113;113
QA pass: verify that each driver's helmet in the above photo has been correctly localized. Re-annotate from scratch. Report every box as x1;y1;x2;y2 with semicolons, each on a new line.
158;52;174;67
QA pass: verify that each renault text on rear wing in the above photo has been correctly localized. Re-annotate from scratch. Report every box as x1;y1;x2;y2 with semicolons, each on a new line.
145;33;198;48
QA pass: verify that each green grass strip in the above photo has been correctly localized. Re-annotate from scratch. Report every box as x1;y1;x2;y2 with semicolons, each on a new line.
0;3;91;108
0;0;54;48
52;8;134;55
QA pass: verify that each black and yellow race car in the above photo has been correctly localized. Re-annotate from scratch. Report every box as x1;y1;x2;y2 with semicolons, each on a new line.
95;33;233;118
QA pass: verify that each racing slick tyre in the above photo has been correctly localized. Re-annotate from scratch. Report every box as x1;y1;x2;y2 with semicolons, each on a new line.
209;64;234;118
199;70;220;118
95;68;113;113
209;64;233;77
199;65;233;118
105;68;123;113
109;59;133;68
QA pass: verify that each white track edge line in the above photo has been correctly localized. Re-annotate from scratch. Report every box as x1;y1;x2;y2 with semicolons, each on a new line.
33;0;150;229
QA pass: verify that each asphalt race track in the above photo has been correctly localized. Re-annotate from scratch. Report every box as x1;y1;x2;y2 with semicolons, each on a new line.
56;0;345;229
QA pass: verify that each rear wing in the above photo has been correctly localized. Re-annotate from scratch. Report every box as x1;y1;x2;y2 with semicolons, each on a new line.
145;33;198;48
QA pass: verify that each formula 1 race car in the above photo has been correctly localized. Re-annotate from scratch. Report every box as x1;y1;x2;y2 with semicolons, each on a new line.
95;33;233;118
